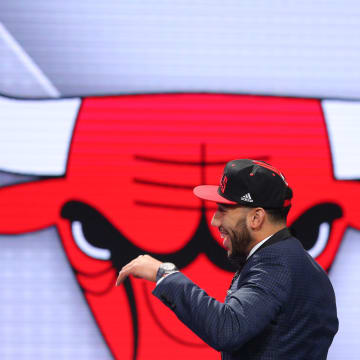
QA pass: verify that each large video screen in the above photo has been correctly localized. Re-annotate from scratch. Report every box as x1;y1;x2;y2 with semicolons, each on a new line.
1;2;360;359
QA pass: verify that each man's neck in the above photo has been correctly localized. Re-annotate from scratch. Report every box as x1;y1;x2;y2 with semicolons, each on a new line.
246;234;273;260
247;224;287;256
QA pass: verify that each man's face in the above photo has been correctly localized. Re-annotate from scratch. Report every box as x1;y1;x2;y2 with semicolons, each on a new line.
211;204;253;266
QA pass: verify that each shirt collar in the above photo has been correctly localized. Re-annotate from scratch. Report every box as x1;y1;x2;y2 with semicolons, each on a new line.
246;234;274;260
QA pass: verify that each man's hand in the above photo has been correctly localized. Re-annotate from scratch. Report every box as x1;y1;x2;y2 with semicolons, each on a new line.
115;254;162;286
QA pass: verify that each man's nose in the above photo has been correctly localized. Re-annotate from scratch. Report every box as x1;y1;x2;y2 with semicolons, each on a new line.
211;211;221;227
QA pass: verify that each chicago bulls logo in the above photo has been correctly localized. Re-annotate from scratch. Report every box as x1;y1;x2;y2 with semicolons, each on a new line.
220;175;228;193
0;94;359;359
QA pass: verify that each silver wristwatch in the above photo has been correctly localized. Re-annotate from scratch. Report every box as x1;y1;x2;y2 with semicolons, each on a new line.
156;262;178;282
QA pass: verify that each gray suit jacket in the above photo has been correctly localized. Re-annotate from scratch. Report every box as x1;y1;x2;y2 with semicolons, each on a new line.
153;228;338;359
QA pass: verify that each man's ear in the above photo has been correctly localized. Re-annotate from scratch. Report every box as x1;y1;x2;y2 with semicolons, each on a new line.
248;207;266;230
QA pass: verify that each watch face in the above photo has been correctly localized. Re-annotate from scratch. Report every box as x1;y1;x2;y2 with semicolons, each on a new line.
162;262;176;271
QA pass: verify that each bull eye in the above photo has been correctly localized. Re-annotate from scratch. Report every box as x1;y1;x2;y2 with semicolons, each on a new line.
71;221;111;260
61;200;144;270
289;203;343;258
306;222;330;258
61;200;114;260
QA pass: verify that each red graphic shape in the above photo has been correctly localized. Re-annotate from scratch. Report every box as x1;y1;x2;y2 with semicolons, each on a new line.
0;94;359;359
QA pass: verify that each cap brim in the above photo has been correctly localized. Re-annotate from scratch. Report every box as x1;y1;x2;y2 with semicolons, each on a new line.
193;185;237;204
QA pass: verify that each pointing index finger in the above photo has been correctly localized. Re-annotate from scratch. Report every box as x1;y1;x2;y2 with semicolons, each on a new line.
115;262;135;286
116;268;130;286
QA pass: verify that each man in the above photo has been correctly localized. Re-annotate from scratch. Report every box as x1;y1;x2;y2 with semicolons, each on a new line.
116;159;339;359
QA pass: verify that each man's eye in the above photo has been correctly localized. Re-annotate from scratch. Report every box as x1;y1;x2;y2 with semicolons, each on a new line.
71;221;111;260
289;203;342;258
218;205;227;213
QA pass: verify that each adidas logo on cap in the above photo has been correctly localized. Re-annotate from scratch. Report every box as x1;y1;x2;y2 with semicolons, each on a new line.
240;193;253;203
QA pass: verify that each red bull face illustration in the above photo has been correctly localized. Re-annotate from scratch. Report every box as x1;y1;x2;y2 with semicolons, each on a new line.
0;94;359;359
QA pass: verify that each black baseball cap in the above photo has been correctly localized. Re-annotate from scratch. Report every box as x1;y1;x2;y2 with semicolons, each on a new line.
193;159;292;208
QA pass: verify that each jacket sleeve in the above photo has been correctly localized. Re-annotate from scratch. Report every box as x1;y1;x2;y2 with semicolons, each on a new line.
152;257;291;353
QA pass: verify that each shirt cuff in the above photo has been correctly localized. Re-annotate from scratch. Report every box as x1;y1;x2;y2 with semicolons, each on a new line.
156;271;179;286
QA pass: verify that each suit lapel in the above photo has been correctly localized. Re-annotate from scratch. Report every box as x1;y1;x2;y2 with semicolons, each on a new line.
226;228;292;299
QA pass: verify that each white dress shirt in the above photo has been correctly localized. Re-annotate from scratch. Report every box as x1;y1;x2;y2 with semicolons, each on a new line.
246;234;274;260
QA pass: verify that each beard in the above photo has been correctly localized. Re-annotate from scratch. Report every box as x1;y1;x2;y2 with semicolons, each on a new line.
227;218;253;270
